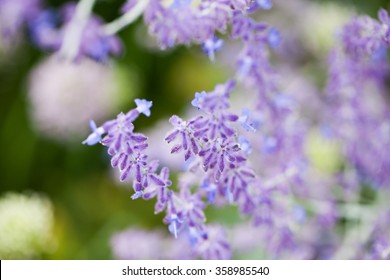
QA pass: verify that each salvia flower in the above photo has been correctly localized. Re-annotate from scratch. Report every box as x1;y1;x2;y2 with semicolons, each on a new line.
165;80;259;213
76;1;390;260
83;98;229;259
83;99;171;198
325;10;390;187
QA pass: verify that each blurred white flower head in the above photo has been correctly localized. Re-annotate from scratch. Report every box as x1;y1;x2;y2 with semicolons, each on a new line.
28;55;134;142
0;192;55;259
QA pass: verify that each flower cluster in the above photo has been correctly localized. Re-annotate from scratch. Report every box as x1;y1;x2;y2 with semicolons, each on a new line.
143;0;250;49
15;0;390;260
340;9;390;60
83;98;231;259
223;7;310;257
166;80;260;215
26;0;275;61
326;9;390;188
83;98;172;201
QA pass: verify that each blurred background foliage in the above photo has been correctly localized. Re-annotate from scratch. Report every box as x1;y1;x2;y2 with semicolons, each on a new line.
0;0;389;259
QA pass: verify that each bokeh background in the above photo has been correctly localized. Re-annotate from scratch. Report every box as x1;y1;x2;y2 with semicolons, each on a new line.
0;0;389;259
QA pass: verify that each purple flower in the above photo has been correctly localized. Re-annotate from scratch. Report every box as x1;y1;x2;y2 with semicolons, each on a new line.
31;3;122;61
77;1;390;261
340;13;385;60
82;99;170;200
165;115;203;161
325;13;390;188
192;80;236;115
195;225;231;260
29;10;61;50
191;91;207;110
166;213;184;238
135;98;153;117
82;120;105;145
372;239;390;260
143;0;249;49
256;0;272;10
142;167;172;213
171;0;192;10
202;36;224;62
267;27;281;48
166;81;240;167
378;8;390;44
238;136;252;155
0;0;42;44
201;179;217;203
163;185;206;239
166;80;259;210
238;108;257;132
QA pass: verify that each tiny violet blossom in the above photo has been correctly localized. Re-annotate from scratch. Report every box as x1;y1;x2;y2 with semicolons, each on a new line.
191;91;207;110
82;120;105;145
267;27;281;48
202;36;224;63
257;0;273;10
238;108;257;132
166;214;183;238
135;98;153;117
238;136;252;155
201;179;217;203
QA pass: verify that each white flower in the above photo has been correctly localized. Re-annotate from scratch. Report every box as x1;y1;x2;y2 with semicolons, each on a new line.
0;192;56;259
28;55;136;142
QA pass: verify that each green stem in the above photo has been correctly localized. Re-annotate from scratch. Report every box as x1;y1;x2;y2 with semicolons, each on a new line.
59;0;96;60
103;0;150;35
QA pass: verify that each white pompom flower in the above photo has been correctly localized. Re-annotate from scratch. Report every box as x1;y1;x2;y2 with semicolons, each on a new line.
0;192;56;259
